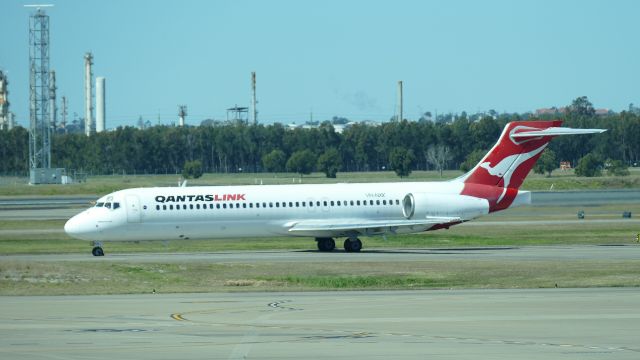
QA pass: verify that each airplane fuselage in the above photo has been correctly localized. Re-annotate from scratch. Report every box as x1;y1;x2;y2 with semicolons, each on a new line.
64;181;493;242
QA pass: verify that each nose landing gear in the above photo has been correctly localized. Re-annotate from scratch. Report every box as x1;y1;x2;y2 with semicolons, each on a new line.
91;241;105;256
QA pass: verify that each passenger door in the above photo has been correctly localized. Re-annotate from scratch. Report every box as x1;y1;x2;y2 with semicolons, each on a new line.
125;195;141;223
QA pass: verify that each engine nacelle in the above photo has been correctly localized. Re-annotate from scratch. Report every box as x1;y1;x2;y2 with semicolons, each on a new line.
402;192;489;220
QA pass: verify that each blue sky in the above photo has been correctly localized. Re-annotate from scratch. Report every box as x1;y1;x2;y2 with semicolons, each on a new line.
1;0;638;128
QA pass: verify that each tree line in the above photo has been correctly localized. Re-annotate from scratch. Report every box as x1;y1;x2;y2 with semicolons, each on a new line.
1;99;638;177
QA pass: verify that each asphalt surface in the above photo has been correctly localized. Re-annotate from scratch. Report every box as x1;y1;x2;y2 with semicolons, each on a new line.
1;288;638;360
2;244;639;263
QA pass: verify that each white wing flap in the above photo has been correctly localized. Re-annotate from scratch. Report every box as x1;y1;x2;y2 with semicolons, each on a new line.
511;127;606;138
287;216;461;237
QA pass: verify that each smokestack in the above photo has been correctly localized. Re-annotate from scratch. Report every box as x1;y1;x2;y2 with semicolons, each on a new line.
84;52;93;136
397;80;403;122
96;77;105;132
49;70;56;129
251;71;257;124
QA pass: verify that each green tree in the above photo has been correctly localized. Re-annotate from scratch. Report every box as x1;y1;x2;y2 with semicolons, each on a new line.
569;96;595;117
182;160;203;179
317;148;342;178
534;149;557;177
606;159;630;176
389;147;415;178
460;149;487;173
261;149;286;173
574;153;602;177
286;150;316;178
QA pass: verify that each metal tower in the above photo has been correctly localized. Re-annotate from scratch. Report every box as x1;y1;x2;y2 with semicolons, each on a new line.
28;6;52;169
251;72;258;124
0;70;9;130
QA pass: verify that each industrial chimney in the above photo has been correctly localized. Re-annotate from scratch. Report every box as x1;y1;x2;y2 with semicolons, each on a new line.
84;52;93;136
96;77;105;132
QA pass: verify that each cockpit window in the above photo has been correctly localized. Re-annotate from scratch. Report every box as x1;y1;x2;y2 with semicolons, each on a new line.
96;202;104;207
105;203;111;209
113;202;120;209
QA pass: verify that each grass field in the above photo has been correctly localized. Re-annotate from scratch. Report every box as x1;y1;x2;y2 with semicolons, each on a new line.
2;258;639;296
1;168;640;196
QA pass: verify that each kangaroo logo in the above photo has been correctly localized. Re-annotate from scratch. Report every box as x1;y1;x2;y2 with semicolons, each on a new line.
479;143;547;203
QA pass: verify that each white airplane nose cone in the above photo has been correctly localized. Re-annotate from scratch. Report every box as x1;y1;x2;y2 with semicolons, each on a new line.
64;213;94;240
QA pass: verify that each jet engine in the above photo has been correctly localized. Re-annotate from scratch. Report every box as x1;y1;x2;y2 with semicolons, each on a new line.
402;193;489;220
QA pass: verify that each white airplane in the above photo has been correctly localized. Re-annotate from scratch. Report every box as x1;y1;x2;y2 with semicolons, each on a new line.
65;120;605;256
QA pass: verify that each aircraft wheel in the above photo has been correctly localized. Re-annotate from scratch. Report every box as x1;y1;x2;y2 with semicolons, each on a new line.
316;238;335;252
344;238;362;252
92;246;105;257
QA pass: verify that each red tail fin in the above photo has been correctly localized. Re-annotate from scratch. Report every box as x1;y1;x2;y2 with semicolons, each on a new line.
459;120;562;212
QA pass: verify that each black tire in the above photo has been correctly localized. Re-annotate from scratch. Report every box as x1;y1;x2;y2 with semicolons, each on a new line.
350;239;362;252
343;239;353;252
92;247;104;257
317;238;335;252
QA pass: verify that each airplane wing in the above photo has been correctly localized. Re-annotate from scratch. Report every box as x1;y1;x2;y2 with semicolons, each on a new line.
285;216;462;237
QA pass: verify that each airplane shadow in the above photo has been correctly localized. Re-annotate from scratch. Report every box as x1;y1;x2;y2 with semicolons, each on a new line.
296;247;518;255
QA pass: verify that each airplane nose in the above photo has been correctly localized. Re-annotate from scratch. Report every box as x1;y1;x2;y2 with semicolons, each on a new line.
64;213;96;240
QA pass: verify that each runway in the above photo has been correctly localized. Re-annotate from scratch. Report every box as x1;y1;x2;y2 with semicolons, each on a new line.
1;288;638;360
2;244;639;264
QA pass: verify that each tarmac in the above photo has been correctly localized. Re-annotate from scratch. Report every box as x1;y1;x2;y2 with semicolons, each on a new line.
1;288;639;360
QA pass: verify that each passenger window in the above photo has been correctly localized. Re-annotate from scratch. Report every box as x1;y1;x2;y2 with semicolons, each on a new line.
196;204;200;209
316;201;320;206
289;202;293;207
269;202;273;208
370;200;374;205
243;203;247;208
183;204;187;210
163;205;167;210
189;204;194;209
337;201;340;206
383;200;387;205
350;200;354;206
156;205;160;210
170;204;174;210
323;201;327;206
223;204;227;209
277;202;281;208
395;199;400;205
330;201;334;206
209;204;214;209
263;202;267;208
309;202;313;207
256;203;260;208
295;202;299;207
236;203;240;208
216;204;221;209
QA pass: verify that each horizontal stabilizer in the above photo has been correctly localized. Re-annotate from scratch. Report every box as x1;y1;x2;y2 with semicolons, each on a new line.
511;127;606;138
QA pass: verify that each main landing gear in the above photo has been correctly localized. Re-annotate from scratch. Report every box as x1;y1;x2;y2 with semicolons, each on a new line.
343;238;362;252
91;241;105;257
316;237;336;252
315;237;362;252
